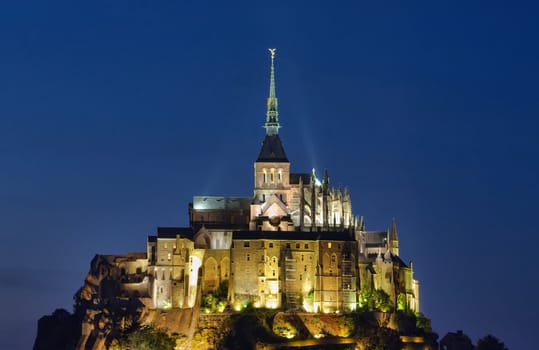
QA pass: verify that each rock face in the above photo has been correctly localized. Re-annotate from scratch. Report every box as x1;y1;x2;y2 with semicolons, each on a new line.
34;255;196;350
34;309;80;350
34;255;147;350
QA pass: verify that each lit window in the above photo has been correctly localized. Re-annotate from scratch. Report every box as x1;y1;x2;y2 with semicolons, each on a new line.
270;173;274;182
167;253;171;261
328;242;332;248
164;243;168;249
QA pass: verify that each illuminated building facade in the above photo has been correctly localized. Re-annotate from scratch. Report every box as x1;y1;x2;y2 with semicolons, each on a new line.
144;50;420;313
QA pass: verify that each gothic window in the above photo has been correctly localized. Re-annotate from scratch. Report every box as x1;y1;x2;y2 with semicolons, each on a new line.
263;171;267;183
278;171;282;182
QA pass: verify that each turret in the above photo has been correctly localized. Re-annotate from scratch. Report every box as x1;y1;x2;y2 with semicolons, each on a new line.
389;217;399;256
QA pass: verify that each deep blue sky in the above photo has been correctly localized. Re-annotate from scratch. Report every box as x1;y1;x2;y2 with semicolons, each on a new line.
1;1;538;349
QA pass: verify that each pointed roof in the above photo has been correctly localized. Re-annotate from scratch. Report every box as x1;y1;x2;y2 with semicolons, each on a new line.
257;49;288;163
264;48;280;136
389;217;398;241
257;134;289;162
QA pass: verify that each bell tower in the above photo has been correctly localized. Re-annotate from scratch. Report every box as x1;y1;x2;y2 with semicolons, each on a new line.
254;49;290;204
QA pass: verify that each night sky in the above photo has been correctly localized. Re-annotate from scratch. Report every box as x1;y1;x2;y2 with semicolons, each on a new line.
1;1;538;349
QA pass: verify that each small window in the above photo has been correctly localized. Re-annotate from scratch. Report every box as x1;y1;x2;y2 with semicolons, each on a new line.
301;255;304;262
164;243;168;249
244;241;250;247
246;254;250;261
167;253;171;261
272;270;276;276
269;242;274;248
296;243;300;249
328;242;332;249
304;243;308;249
270;173;274;182
262;194;265;201
263;172;267;183
278;172;282;182
286;243;291;249
304;265;307;272
299;274;302;281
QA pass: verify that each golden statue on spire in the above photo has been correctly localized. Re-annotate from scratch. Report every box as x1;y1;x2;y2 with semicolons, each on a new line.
269;48;276;60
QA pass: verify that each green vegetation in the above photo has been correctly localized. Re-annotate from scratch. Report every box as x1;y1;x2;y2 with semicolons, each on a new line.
109;326;177;350
358;288;394;312
201;281;229;313
355;327;402;350
477;334;508;350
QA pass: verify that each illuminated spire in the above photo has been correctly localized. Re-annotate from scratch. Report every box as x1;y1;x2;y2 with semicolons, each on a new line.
265;48;280;135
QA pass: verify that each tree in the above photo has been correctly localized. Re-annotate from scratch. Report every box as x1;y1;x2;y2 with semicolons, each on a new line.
358;288;394;312
477;335;508;350
111;326;176;350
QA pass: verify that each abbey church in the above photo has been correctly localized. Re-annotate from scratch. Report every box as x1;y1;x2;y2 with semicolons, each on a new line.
112;51;420;315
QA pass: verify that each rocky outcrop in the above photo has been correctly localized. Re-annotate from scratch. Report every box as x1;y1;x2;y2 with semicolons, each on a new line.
34;309;80;350
34;255;148;350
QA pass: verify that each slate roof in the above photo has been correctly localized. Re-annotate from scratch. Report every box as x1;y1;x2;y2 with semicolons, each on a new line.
290;173;312;185
366;253;408;268
256;134;288;162
155;227;195;239
192;196;252;210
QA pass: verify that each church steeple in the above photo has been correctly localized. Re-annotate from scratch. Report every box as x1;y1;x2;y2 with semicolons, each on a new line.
265;48;280;136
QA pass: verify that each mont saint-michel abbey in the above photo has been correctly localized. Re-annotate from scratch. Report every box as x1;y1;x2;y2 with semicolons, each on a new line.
116;51;419;315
